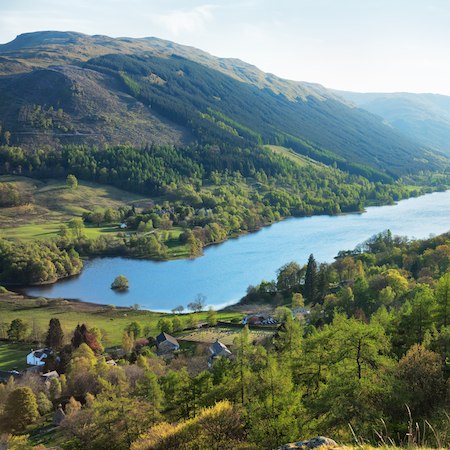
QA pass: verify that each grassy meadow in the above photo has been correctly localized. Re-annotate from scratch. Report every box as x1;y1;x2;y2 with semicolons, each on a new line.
264;144;325;167
0;175;149;227
0;342;30;371
0;175;147;236
0;289;245;370
0;175;192;256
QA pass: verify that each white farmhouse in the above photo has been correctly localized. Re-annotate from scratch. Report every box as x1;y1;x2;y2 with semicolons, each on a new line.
27;348;51;366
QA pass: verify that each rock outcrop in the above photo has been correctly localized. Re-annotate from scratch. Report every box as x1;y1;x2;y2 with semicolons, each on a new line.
276;436;338;449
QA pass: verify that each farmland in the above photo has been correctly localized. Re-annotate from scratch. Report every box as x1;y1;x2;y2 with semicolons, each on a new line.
177;325;275;346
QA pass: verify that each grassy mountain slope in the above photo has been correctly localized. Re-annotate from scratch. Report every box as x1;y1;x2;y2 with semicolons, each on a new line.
0;31;447;180
336;90;450;156
0;174;148;228
0;64;191;148
0;31;343;101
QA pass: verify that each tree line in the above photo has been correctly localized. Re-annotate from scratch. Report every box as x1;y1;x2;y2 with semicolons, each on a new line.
0;142;446;278
0;238;82;285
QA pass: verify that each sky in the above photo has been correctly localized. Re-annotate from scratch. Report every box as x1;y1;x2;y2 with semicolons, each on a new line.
0;0;449;95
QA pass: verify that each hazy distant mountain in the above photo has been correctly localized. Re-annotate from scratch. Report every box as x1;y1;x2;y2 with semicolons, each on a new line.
0;31;446;180
336;90;450;156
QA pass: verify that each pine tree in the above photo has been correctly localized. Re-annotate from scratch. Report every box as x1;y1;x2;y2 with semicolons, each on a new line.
233;325;252;406
71;324;86;348
435;273;450;328
7;318;28;342
46;318;64;351
249;355;300;448
136;371;163;414
409;284;436;343
304;254;318;304
316;263;330;303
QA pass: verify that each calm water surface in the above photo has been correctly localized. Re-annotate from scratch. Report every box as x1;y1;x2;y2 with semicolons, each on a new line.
24;191;450;311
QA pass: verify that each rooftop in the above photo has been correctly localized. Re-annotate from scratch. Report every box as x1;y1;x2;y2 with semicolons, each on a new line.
156;332;179;346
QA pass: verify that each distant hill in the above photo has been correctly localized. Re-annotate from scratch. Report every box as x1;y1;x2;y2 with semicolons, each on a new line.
0;31;447;180
336;90;450;156
0;31;344;101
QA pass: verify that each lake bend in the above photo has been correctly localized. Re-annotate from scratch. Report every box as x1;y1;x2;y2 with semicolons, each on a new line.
23;190;450;312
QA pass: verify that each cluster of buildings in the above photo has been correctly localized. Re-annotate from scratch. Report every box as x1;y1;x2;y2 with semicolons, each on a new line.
0;331;233;389
242;314;278;325
155;331;232;365
242;308;311;326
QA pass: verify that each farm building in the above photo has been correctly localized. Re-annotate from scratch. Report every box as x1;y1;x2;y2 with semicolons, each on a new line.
27;348;51;366
156;332;180;354
209;340;232;358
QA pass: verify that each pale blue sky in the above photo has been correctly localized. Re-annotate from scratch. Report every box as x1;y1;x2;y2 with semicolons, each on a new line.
1;0;449;94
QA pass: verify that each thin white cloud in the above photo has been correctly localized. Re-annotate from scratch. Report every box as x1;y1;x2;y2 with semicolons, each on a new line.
154;5;216;37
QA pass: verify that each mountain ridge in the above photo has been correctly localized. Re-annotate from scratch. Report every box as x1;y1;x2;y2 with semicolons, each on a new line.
0;30;338;102
0;31;447;180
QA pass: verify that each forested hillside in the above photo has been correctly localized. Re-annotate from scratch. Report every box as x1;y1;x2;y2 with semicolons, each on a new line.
0;31;447;180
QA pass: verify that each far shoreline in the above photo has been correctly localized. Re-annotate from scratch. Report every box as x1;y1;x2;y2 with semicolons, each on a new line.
7;188;450;312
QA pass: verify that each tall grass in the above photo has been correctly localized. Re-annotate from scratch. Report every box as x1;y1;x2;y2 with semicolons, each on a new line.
348;406;449;449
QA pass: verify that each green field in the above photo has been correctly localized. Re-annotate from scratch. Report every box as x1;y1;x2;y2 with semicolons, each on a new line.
0;221;121;241
0;291;164;348
165;227;191;258
0;290;244;353
0;175;194;258
0;342;30;371
0;175;149;227
264;145;325;168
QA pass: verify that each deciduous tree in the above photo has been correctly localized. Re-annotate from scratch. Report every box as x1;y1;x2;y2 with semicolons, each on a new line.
66;174;78;190
2;387;39;432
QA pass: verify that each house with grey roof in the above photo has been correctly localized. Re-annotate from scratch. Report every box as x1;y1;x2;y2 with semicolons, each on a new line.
156;332;180;354
209;340;232;358
41;370;59;387
208;340;232;367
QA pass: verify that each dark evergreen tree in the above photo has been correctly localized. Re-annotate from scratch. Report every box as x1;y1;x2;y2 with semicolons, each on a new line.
304;254;318;304
45;318;64;351
316;263;330;303
70;323;102;353
71;324;87;349
7;318;28;342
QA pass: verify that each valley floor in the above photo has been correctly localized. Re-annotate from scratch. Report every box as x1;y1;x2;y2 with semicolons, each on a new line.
0;288;245;370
